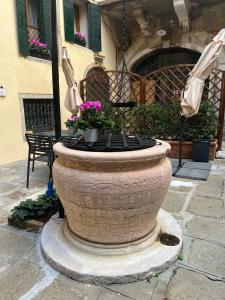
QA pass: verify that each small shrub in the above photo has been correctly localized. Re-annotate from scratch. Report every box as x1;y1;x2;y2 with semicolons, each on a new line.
129;101;218;141
11;193;58;221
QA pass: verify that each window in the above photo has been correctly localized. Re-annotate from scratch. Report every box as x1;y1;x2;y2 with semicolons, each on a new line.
16;0;51;58
63;0;101;51
73;4;80;33
86;67;109;102
26;0;41;43
23;98;54;131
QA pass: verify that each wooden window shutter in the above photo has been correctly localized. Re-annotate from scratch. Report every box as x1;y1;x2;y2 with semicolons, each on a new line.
16;0;29;56
63;0;74;43
88;2;101;52
41;0;52;53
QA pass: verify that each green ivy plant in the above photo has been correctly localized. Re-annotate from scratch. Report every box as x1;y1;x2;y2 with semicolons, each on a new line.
11;193;58;221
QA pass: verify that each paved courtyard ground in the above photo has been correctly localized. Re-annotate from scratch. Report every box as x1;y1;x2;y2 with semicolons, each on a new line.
0;159;225;299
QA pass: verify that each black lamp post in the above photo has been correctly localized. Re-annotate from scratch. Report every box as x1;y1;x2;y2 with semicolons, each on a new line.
50;0;65;218
51;0;61;140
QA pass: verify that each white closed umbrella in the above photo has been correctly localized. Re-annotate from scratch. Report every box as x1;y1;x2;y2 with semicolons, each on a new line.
181;28;225;117
62;47;82;114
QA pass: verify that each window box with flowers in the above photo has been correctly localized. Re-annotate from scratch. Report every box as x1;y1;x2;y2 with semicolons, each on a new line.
74;32;87;47
29;39;51;60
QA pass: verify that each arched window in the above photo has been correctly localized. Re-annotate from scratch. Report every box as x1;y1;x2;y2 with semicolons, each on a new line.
86;67;110;102
132;47;200;75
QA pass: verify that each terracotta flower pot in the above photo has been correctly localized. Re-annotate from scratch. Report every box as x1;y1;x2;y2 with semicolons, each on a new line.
53;140;172;245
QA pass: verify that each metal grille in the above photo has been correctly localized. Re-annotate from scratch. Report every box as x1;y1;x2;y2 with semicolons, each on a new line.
61;133;156;152
80;65;225;147
23;98;54;131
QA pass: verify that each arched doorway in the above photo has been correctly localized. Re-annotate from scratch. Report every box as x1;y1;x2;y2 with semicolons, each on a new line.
132;47;201;75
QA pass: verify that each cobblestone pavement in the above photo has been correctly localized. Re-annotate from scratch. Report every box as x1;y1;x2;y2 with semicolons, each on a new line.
0;159;225;300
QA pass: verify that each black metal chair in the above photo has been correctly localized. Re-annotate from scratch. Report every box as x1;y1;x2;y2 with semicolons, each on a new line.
25;133;55;188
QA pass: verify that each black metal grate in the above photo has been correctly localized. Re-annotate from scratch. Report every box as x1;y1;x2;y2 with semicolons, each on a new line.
23;98;55;131
60;133;157;152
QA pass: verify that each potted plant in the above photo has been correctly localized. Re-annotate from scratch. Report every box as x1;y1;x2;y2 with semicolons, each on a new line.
29;39;50;59
183;101;218;162
74;32;87;47
127;101;218;160
76;100;115;142
65;114;78;134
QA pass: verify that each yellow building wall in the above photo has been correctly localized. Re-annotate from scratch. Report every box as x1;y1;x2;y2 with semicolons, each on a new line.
0;0;116;164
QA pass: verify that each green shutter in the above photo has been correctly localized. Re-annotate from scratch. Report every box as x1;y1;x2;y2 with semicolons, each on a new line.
16;0;29;56
63;0;74;43
41;0;52;52
88;2;101;52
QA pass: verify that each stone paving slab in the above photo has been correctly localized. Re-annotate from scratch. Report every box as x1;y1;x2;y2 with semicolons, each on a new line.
0;259;45;300
195;175;224;198
188;239;225;278
0;226;36;257
165;268;225;300
103;278;157;300
187;195;223;218
162;191;186;213
34;275;102;300
186;216;225;245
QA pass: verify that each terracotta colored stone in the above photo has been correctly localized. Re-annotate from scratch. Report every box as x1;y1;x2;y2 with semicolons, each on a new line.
168;139;218;160
53;141;172;245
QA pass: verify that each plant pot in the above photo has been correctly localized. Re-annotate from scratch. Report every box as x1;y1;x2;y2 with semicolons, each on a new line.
192;139;210;162
67;127;74;134
75;128;84;137
168;139;218;160
83;128;98;143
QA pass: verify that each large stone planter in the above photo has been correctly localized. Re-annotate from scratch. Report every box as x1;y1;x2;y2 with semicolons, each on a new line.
53;140;172;245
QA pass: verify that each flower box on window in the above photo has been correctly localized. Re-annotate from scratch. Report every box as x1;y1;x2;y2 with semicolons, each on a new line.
74;32;86;47
29;39;50;60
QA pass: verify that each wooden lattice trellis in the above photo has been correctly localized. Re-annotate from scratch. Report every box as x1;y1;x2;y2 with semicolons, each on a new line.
80;65;225;148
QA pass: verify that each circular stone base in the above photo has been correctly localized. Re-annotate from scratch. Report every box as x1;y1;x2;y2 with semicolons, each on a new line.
41;209;182;284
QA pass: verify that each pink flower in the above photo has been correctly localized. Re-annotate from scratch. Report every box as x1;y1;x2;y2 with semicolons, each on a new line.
31;39;48;48
80;101;103;112
75;32;86;40
68;114;78;122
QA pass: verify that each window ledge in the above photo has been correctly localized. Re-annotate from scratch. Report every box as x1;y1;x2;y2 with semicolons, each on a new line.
25;56;52;64
72;43;93;54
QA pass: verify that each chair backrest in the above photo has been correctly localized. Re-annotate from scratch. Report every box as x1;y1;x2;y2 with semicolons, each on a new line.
25;133;54;156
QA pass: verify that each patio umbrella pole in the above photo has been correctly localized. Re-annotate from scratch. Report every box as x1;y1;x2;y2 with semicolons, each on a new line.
173;116;185;176
51;0;64;218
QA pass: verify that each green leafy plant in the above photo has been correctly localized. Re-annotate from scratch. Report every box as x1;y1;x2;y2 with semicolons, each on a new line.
11;193;58;221
74;32;86;47
183;101;218;140
129;101;218;141
178;254;184;261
